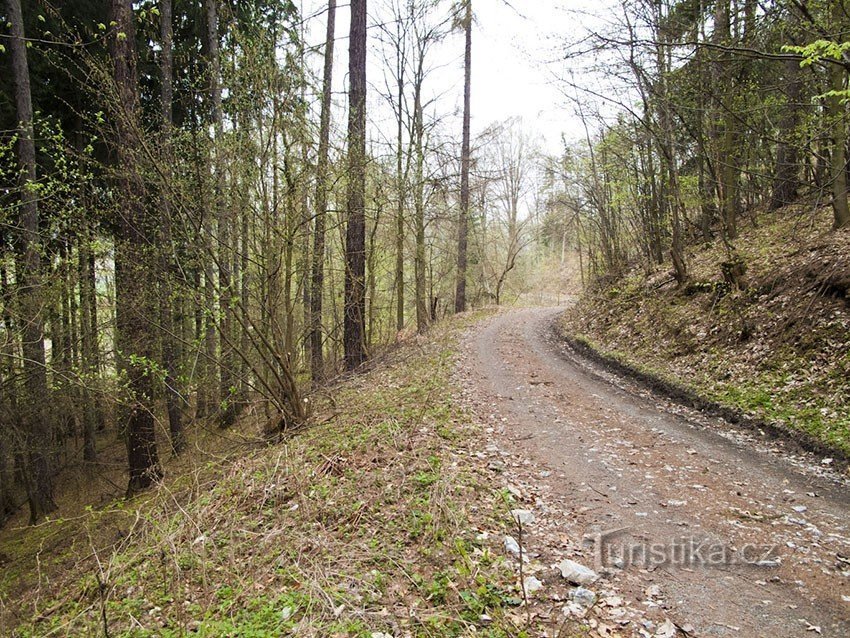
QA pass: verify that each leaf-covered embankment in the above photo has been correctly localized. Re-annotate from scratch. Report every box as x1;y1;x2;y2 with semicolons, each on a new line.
560;206;850;460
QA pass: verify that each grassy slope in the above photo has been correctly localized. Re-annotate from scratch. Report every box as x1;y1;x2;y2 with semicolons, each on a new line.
562;205;850;457
0;312;541;638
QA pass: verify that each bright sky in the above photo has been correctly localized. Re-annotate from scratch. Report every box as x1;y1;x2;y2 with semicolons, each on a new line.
463;1;590;151
299;0;617;156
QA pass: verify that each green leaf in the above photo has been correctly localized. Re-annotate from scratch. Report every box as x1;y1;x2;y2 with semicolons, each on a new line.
783;39;850;67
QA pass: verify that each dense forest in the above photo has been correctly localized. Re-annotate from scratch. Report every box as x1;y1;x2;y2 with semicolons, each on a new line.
1;0;848;532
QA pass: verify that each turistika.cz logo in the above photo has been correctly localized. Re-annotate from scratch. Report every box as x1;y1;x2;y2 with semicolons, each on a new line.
583;526;781;570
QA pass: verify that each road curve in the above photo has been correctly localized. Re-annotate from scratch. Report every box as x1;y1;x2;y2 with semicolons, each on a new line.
460;307;850;637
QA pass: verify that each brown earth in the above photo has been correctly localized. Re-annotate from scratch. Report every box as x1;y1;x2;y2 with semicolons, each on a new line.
457;307;850;637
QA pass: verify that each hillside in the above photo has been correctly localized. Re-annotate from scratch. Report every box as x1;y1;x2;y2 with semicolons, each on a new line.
2;314;501;636
560;204;850;459
1;312;653;638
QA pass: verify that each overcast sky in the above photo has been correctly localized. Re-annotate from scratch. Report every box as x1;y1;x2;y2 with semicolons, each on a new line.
298;0;617;156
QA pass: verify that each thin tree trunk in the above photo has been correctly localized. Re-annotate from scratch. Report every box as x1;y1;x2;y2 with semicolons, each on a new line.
0;263;21;524
655;1;687;284
343;0;368;370
78;240;98;461
298;21;312;369
0;427;13;525
6;0;57;523
828;53;849;228
205;0;235;428
394;37;406;334
454;0;472;313
310;1;336;382
110;0;163;495
413;78;428;333
367;190;381;346
239;169;251;399
283;181;295;368
67;244;80;427
199;268;217;420
86;248;104;433
56;243;74;457
161;0;184;452
713;0;739;240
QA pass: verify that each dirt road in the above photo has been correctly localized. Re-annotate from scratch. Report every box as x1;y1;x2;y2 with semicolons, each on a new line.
459;308;850;637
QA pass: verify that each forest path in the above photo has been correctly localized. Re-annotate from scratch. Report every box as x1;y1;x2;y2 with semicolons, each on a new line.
458;307;850;637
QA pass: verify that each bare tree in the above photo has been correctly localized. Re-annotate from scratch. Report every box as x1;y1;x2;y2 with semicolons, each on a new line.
406;1;450;333
454;0;472;313
377;0;413;333
477;119;537;305
310;0;337;381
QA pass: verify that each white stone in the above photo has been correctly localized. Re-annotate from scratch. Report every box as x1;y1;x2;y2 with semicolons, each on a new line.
570;586;597;608
504;535;521;557
510;509;535;526
523;575;543;594
557;559;598;584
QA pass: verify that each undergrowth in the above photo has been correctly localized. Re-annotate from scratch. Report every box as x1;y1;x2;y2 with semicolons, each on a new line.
1;310;533;637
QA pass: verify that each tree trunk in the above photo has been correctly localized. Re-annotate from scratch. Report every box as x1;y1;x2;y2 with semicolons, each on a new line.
655;1;687;284
195;8;217;423
78;240;98;461
0;263;21;524
711;0;739;240
239;174;251;399
343;0;368;370
56;242;74;457
110;0;163;495
198;268;217;420
691;9;715;243
394;31;406;334
160;0;184;453
413;71;428;333
367;190;382;346
828;58;850;228
0;429;13;526
310;0;336;383
454;0;472;313
6;0;57;523
205;0;235;428
769;55;802;210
